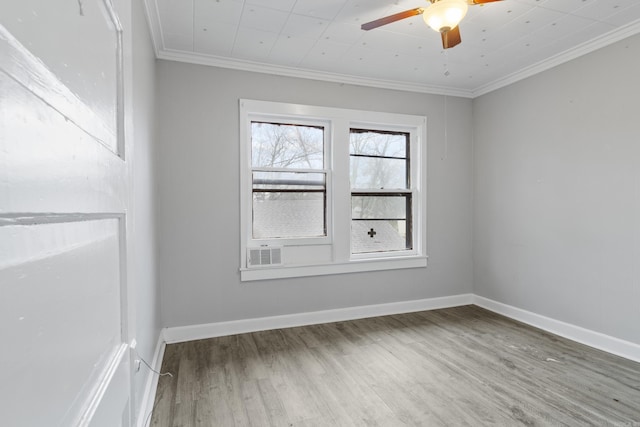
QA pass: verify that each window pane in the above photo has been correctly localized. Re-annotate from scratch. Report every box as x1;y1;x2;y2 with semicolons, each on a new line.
350;156;407;189
352;195;408;219
350;130;407;158
351;220;409;254
253;192;325;239
252;122;324;169
253;171;325;190
352;195;411;254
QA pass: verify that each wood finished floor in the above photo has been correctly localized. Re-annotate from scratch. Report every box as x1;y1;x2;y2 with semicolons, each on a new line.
150;306;640;426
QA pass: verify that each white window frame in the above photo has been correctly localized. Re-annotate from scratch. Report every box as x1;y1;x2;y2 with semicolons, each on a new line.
247;116;332;247
240;99;427;281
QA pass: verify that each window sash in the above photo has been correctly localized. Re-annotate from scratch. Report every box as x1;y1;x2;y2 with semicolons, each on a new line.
251;121;325;169
252;171;326;190
350;128;410;189
252;190;327;239
349;128;411;255
251;158;327;241
351;192;413;253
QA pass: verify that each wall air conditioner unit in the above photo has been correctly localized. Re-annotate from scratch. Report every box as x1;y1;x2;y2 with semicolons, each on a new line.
247;246;282;267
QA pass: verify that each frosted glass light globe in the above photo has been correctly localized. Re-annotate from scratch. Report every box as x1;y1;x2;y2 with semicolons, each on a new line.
423;0;469;33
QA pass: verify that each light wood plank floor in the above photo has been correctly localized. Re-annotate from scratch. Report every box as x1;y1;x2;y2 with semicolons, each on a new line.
150;305;640;426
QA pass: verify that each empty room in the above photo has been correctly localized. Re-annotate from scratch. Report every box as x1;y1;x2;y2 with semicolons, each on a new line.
1;0;639;425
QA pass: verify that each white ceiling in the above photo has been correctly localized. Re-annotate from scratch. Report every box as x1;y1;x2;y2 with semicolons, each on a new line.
144;0;640;97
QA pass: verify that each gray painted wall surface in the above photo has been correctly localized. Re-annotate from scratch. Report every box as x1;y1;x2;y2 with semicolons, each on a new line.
131;0;162;421
473;34;640;344
155;62;474;328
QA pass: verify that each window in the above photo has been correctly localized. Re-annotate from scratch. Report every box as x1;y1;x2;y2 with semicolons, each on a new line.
251;122;327;240
240;100;426;281
350;129;411;255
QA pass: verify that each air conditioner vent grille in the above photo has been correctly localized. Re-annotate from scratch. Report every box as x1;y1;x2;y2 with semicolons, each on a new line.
247;247;282;267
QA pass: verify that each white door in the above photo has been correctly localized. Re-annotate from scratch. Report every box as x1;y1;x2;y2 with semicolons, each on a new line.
1;1;132;425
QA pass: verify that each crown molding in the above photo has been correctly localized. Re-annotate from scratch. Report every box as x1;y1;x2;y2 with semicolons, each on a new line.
143;0;640;99
472;18;640;97
142;0;472;97
155;49;475;98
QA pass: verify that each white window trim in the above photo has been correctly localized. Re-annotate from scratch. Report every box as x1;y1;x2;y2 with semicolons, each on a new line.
239;99;427;281
246;116;332;247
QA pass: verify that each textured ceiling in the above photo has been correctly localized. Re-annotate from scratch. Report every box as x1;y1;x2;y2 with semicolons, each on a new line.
144;0;640;97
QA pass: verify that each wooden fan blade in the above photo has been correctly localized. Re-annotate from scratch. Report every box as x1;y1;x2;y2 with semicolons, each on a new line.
468;0;503;4
361;8;423;31
441;26;462;49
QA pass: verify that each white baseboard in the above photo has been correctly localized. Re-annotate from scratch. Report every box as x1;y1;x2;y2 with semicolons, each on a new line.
136;331;166;427
473;295;640;363
163;293;474;344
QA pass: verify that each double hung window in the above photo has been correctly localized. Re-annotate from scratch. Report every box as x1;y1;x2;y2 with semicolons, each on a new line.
240;100;426;281
350;129;412;255
251;122;327;240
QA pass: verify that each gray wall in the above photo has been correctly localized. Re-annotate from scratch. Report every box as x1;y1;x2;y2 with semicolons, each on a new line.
155;62;474;327
473;34;640;344
132;0;162;421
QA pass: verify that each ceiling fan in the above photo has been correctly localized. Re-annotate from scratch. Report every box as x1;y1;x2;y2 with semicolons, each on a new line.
361;0;503;49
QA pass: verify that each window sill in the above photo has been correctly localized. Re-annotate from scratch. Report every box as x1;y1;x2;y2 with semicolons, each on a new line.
240;255;427;282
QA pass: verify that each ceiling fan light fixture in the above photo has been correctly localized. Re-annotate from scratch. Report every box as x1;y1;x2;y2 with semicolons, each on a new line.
423;0;469;33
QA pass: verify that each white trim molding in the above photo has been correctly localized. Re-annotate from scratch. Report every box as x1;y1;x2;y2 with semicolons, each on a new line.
159;295;640;363
241;255;428;282
155;49;475;98
163;294;474;344
239;100;428;282
135;331;167;427
473;296;640;364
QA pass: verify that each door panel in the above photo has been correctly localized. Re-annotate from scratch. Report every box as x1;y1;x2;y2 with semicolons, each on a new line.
0;0;130;425
0;70;125;214
0;220;124;426
0;0;120;152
